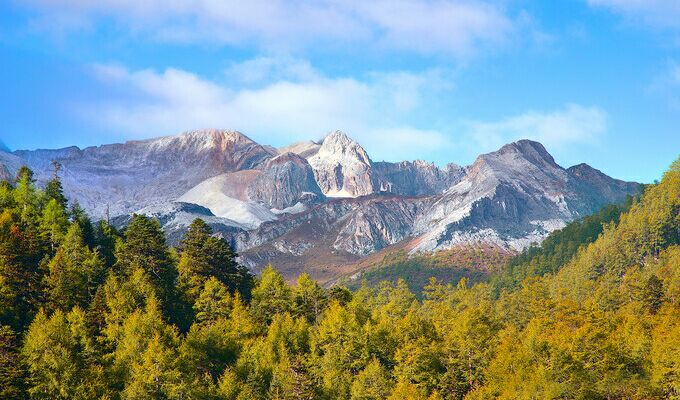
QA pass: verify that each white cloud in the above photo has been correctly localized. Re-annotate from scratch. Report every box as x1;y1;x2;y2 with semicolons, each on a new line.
22;0;520;57
465;104;607;151
588;0;680;30
83;59;454;160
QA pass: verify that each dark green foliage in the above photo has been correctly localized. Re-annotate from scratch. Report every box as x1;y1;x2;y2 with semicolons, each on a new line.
178;219;253;303
0;325;27;399
115;214;177;311
643;274;664;314
69;202;96;248
94;220;119;268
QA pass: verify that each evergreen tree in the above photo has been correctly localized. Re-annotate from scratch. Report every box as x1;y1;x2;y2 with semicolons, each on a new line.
44;161;67;210
44;223;105;311
178;218;252;304
115;214;177;315
293;273;327;323
94;220;119;268
251;266;293;324
193;277;233;325
39;199;69;252
68;202;95;249
0;325;27;399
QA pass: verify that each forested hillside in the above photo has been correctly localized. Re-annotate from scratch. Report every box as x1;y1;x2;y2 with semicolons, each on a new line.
0;158;677;399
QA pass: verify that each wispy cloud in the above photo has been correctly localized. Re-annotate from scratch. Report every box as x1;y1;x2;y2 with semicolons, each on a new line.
465;104;608;152
84;59;455;161
22;0;523;57
588;0;680;31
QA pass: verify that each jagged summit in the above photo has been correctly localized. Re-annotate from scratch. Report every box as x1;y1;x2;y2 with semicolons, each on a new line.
0;129;640;281
307;130;377;197
318;130;372;165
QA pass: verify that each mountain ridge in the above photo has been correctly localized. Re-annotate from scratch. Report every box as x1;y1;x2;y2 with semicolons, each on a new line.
0;129;640;282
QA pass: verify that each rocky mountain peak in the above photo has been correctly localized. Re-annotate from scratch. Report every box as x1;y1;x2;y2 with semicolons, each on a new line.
467;139;567;187
307;131;377;197
142;129;267;155
319;130;372;165
493;139;559;168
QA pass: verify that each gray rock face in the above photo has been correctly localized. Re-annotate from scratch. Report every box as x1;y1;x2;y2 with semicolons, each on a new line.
9;129;276;218
247;152;324;210
1;131;640;281
410;140;641;252
373;160;465;196
307;131;379;197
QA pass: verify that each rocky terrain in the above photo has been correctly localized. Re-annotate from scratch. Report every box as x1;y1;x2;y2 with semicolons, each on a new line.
0;129;640;282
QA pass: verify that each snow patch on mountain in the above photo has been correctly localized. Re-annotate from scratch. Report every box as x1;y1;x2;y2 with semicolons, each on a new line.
179;174;277;229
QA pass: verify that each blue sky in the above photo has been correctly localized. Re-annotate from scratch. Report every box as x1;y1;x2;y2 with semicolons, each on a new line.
0;1;678;183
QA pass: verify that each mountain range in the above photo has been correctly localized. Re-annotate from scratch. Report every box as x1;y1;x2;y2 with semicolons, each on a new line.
0;130;640;282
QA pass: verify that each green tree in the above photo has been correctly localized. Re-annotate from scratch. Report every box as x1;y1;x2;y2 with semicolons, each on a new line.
44;223;105;311
68;202;96;249
22;308;103;399
293;273;327;323
115;215;177;314
194;277;233;325
39;199;69;252
351;358;392;400
178;219;252;304
44;161;67;210
0;325;27;399
251;266;293;324
94;220;119;268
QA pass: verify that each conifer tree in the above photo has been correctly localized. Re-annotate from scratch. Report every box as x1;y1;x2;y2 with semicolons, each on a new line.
94;220;119;268
293;273;327;323
193;277;232;325
45;223;105;311
178;218;252;304
0;325;27;399
44;160;67;210
22;309;90;398
39;198;69;252
69;201;96;248
351;358;392;400
251;266;293;324
115;214;177;315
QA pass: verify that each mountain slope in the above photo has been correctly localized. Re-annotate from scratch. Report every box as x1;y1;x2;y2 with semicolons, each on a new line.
8;129;276;218
410;140;639;252
1;131;640;281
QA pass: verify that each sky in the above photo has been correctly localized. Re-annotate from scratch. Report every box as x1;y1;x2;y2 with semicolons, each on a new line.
0;1;679;183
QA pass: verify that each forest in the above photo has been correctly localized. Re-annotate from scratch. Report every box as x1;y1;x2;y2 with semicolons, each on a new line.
0;157;678;400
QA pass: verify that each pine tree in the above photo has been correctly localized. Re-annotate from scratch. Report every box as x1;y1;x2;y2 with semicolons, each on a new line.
251;266;293;324
178;218;252;304
115;214;177;315
44;223;105;311
0;325;27;399
69;202;96;248
22;309;87;398
44;160;67;210
94;220;119;268
293;273;327;323
351;358;392;400
193;277;233;325
39;199;69;252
